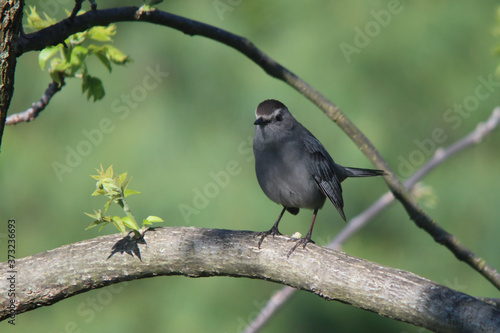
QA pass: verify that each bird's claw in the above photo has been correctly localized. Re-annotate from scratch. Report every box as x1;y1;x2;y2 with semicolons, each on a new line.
287;237;315;257
256;227;282;249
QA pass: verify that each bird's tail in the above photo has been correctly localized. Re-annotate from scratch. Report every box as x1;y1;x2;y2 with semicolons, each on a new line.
344;167;386;178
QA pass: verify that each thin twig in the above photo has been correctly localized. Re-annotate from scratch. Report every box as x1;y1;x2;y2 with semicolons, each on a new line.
5;80;64;125
69;0;97;20
243;287;297;333
12;4;500;290
332;107;500;249
244;107;500;333
69;0;85;20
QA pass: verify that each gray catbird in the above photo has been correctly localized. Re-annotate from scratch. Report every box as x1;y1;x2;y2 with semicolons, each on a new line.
253;99;385;255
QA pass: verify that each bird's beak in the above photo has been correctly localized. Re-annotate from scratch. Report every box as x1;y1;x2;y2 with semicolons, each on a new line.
254;117;265;125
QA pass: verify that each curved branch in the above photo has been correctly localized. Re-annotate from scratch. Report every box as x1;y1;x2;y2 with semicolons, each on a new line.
13;6;500;290
1;227;499;332
331;106;500;249
5;80;64;125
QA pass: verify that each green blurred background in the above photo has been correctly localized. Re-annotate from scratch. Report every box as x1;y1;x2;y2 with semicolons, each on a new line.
2;0;500;332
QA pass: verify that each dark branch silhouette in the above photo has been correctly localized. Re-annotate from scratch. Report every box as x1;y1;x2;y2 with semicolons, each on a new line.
1;227;499;332
13;5;500;290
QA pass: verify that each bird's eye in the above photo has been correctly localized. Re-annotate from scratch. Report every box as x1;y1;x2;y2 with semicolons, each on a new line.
276;113;283;122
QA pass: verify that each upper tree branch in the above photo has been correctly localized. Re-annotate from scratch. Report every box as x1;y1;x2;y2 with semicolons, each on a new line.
331;107;500;248
1;227;499;332
13;6;500;289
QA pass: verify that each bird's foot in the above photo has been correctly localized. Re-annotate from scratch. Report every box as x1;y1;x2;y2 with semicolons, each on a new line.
287;237;315;257
256;226;282;249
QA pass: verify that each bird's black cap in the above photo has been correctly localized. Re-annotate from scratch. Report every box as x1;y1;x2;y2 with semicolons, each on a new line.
256;99;287;118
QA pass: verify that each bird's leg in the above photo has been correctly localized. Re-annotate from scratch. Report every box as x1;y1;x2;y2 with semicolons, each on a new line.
257;206;287;248
287;208;318;257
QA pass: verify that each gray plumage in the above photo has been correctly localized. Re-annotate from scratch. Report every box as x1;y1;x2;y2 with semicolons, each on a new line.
253;99;385;255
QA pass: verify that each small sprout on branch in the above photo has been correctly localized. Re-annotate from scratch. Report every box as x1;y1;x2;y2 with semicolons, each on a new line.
137;0;164;18
85;165;163;238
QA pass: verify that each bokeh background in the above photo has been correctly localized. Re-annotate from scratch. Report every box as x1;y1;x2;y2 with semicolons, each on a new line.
2;1;500;332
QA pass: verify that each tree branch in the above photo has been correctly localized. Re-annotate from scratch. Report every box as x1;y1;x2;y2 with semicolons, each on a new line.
331;106;500;249
245;107;500;333
1;227;499;332
5;80;64;125
13;6;500;290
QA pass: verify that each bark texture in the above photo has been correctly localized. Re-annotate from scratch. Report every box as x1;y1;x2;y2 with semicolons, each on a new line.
1;227;499;332
0;0;23;147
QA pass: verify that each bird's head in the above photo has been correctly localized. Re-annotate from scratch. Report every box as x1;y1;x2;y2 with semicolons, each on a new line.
254;99;296;136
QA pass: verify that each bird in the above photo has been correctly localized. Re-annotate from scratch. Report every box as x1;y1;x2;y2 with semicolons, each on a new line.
253;99;386;256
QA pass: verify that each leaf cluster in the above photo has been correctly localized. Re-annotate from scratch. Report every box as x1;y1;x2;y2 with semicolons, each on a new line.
26;6;131;101
85;165;163;236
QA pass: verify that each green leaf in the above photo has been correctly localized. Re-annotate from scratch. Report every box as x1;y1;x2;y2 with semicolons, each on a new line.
124;189;141;198
82;74;105;101
143;216;163;226
48;58;70;83
117;172;128;185
98;223;110;232
104;198;113;212
122;216;139;231
102;180;120;193
88;43;130;73
85;220;105;230
92;165;109;180
39;46;60;70
105;165;114;178
68;31;88;47
69;46;88;75
121;177;131;191
91;189;107;196
112;217;127;235
48;59;68;84
49;72;61;84
52;61;70;74
103;45;130;65
146;216;164;223
88;25;117;42
95;51;112;72
84;212;97;220
25;6;57;30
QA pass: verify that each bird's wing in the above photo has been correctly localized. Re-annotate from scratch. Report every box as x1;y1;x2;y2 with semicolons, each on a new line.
303;133;347;221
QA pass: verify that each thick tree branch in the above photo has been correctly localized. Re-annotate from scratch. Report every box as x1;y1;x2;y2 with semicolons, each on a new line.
245;107;500;333
0;0;24;148
1;227;499;332
5;80;64;125
13;6;500;290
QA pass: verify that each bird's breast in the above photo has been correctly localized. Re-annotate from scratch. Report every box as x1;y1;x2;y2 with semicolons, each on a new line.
254;144;326;210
